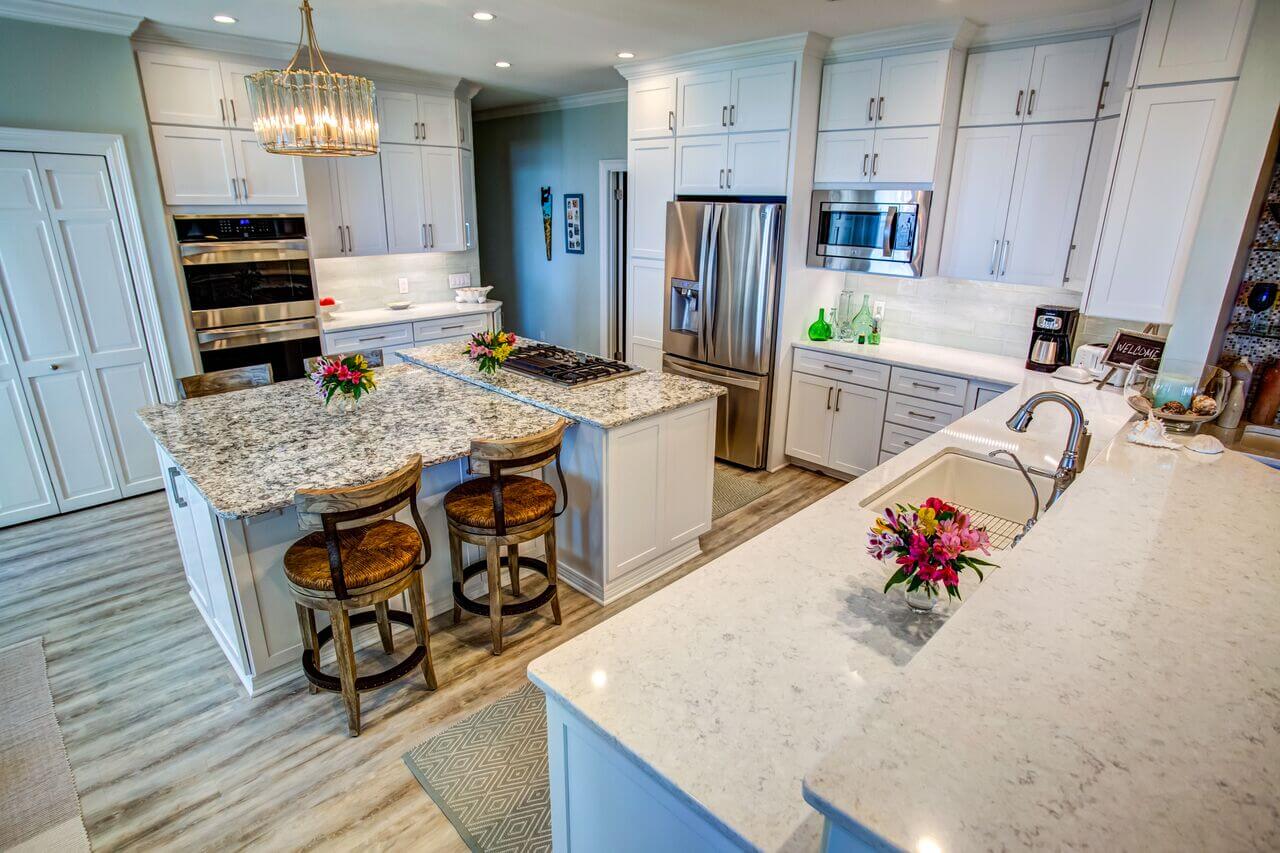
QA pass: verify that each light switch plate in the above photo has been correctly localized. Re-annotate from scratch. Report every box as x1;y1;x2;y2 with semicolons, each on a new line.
449;272;472;288
397;277;409;294
873;300;886;320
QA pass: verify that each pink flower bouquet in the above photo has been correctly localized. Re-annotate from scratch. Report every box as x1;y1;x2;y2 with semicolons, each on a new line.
466;330;517;375
867;498;996;601
310;352;376;406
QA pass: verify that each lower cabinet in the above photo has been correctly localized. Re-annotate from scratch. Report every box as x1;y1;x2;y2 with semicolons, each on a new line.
784;372;886;477
321;310;497;360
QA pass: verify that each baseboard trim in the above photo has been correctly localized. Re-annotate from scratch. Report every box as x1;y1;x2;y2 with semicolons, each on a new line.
558;539;702;606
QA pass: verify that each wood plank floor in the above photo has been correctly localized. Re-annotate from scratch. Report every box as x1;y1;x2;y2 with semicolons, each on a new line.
0;463;840;851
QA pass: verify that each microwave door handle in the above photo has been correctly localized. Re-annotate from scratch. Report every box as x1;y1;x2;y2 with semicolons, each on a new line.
882;207;898;256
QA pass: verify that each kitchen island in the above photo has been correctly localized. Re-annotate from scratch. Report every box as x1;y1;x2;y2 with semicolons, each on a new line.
526;368;1279;850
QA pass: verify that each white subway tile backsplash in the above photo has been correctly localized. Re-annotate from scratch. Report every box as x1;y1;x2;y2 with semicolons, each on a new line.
314;250;483;310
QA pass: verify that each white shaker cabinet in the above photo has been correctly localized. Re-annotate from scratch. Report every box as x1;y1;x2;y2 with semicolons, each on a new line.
868;126;939;183
726;132;789;194
628;76;677;139
1099;23;1139;117
459;148;479;250
628;139;675;259
1023;37;1110;123
938;125;1020;280
675;136;729;195
378;92;460;146
728;62;795;133
230;130;307;206
1086;81;1234;323
220;62;261;130
422;147;465;252
137;52;228;128
1136;0;1255;86
304;155;388;258
1065;116;1119;291
783;372;885;477
818;58;882;131
151;125;238;205
876;50;950;128
783;373;838;466
957;47;1035;126
379;144;464;254
627;257;666;372
677;70;733;137
813;130;875;184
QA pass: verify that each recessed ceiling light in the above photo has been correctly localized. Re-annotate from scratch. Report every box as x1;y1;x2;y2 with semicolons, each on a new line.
212;14;237;24
616;51;635;59
472;11;495;21
495;60;511;68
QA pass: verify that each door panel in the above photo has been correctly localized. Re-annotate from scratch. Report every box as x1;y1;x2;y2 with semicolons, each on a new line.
606;420;662;579
29;370;119;509
380;143;429;253
958;47;1034;126
628;76;676;139
459;149;479;251
302;159;345;258
818;58;881;131
870;127;938;183
827;382;887;477
152;126;237;205
137;51;227;127
814;130;874;184
661;402;715;542
1065;117;1119;291
378;91;421;144
707;203;782;375
422;147;465;252
938;125;1020;280
1100;24;1140;117
725;132;789;195
57;219;141;355
1025;37;1110;123
629;139;675;258
220;62;261;129
418;95;459;147
677;70;732;137
877;49;949;128
729;62;793;133
232;131;307;205
1136;0;1254;86
0;322;57;526
675;136;728;195
340;154;390;256
628;257;665;371
96;361;161;494
784;373;835;465
0;216;79;364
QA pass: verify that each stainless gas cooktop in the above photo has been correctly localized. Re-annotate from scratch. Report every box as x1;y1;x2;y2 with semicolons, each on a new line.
502;344;642;387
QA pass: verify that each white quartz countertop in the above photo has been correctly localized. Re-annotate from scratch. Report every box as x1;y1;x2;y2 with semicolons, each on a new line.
795;338;1029;387
804;437;1280;851
137;364;561;518
319;300;501;334
526;374;1141;850
398;342;726;429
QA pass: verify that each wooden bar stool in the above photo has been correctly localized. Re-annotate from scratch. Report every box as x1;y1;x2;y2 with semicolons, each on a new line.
284;455;437;736
178;363;273;399
444;420;569;655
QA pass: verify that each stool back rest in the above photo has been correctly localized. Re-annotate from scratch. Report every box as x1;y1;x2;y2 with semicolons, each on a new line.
303;349;384;376
293;454;427;599
179;364;273;399
468;419;570;536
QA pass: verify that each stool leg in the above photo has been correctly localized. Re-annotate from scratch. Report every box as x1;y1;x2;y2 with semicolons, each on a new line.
449;530;464;625
486;541;504;655
294;603;320;694
328;604;362;737
545;524;563;626
508;543;522;596
374;602;395;654
407;571;438;690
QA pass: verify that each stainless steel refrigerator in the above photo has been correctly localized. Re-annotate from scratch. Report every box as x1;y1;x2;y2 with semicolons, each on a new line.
661;200;784;469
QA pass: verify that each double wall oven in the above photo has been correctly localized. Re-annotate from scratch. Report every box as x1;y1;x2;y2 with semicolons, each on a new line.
177;214;320;380
807;189;931;278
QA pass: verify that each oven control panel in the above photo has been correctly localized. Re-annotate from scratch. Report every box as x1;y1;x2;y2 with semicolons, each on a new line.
174;215;307;243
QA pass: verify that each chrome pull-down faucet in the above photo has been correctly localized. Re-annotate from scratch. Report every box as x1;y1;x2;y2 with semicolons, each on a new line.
1005;391;1091;509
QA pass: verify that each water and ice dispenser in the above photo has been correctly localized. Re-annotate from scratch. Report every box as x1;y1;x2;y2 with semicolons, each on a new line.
669;279;702;335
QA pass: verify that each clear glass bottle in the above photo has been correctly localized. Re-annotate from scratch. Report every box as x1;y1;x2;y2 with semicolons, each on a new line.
836;289;858;341
850;294;874;344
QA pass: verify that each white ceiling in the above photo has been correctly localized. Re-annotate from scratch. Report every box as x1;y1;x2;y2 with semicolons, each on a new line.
69;0;1125;109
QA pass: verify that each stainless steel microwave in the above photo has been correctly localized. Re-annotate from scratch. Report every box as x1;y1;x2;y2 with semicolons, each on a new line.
807;189;931;278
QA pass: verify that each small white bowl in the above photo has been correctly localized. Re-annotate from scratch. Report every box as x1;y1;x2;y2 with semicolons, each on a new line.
318;299;343;320
454;285;493;304
386;300;412;311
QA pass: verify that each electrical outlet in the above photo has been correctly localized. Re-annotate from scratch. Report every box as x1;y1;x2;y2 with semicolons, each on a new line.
873;300;886;320
448;272;472;288
397;277;409;294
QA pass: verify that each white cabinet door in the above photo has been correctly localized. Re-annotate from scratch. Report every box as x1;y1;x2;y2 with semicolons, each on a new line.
1100;24;1140;117
1065;116;1118;291
1024;37;1110;123
151;126;237;205
818;58;881;132
220;62;261;130
456;98;473;149
870;126;938;183
336;154;389;256
784;372;835;466
378;90;421;144
876;49;950;128
137;51;228;128
0;319;57;527
675;136;728;195
729;62;794;133
1137;0;1255;86
999;121;1093;286
419;95;460;147
606;418;663;579
814;130;874;184
938;125;1020;281
422;146;465;252
302;158;344;258
627;257;665;371
660;402;716;548
958;47;1034;126
380;143;429;253
459;148;479;251
231;131;307;206
677;70;732;137
629;76;677;139
1087;82;1234;323
827;381;886;477
628;139;675;258
726;131;788;195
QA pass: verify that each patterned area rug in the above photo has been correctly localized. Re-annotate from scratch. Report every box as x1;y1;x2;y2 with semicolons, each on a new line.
404;682;550;852
0;638;91;853
712;466;772;519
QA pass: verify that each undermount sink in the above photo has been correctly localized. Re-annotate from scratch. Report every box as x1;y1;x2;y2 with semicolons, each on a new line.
860;449;1055;549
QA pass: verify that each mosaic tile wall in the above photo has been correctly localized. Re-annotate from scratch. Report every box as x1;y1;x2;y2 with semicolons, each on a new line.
1221;152;1280;423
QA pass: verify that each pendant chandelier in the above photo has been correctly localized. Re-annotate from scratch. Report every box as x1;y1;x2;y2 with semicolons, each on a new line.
244;0;378;156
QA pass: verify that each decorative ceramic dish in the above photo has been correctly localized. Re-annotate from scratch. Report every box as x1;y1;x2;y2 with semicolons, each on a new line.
386;300;412;310
454;286;493;304
1124;358;1229;433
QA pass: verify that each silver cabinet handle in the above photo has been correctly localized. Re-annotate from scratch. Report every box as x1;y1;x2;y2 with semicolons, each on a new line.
668;110;674;132
729;104;736;126
826;386;833;410
168;467;187;508
907;410;937;420
230;99;238;125
902;439;915;447
877;96;884;121
1015;89;1024;116
989;238;1000;275
862;153;869;176
358;335;388;343
464;221;472;248
868;97;875;123
337;226;346;253
49;363;60;371
726;168;732;188
345;225;352;252
1027;89;1036;116
1063;244;1075;283
428;223;435;248
230;178;239;200
871;152;879;176
912;381;942;391
1000;240;1010;276
722;105;728;127
219;98;227;124
1097;80;1110;113
835;387;843;412
719;168;725;189
440;323;466;331
823;363;853;373
421;223;428;248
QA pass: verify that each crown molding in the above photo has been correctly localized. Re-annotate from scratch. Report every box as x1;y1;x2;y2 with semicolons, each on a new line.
475;88;628;122
614;32;828;80
827;19;978;62
0;0;141;36
970;0;1144;49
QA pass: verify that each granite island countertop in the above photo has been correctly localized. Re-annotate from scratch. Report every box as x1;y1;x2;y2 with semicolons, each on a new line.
137;364;562;518
398;342;726;429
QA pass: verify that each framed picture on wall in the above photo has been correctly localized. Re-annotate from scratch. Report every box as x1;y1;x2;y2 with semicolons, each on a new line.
564;193;584;255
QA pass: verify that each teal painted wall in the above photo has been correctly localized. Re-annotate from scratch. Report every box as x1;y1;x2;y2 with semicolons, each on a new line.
474;101;626;355
0;19;195;377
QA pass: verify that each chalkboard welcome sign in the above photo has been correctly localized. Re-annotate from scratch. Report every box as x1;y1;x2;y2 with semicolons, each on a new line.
1101;329;1167;370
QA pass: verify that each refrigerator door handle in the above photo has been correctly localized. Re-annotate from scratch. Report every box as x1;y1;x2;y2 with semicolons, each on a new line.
663;357;760;389
703;205;725;360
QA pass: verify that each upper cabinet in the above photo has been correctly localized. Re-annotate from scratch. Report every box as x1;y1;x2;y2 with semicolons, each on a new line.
958;37;1109;126
818;49;950;131
676;63;794;136
1099;23;1139;117
629;76;678;139
138;52;262;131
151;126;305;206
377;92;460;146
379;144;465;254
1136;0;1255;86
676;70;732;136
304;155;388;259
1065;116;1119;291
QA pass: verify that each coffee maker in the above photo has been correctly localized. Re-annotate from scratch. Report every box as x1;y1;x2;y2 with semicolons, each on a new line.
1026;305;1079;372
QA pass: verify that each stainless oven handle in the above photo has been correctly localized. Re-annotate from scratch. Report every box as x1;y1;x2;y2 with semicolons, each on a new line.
882;206;898;256
197;318;317;343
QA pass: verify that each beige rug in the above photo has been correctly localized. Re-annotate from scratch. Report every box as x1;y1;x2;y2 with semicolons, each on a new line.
712;467;772;519
0;638;90;852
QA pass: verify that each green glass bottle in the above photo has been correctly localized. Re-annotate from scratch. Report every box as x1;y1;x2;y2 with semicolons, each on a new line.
807;308;833;341
850;294;874;344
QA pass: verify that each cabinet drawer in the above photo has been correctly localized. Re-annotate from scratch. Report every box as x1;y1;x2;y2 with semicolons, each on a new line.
889;367;968;406
793;349;890;390
881;422;932;455
884;393;963;433
325;322;413;353
879;450;898;467
414;314;487;342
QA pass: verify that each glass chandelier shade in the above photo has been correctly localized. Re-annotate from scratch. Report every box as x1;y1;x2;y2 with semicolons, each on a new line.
244;1;378;156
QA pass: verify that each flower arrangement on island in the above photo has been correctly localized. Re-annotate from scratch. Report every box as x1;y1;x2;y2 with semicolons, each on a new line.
310;352;376;412
466;330;517;375
867;498;996;607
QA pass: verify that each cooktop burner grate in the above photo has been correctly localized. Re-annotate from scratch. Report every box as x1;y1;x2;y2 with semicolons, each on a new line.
502;344;643;387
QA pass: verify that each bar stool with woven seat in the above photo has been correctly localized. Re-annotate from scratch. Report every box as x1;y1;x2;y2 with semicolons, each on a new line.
444;420;569;654
284;454;437;736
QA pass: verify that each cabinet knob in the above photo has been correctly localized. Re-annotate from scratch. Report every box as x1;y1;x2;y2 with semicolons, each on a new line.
50;363;60;371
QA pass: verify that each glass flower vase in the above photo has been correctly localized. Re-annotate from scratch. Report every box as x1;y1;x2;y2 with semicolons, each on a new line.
327;395;358;415
904;585;938;612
